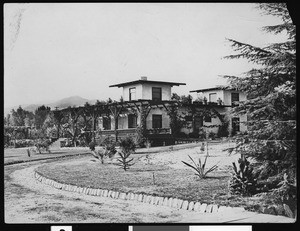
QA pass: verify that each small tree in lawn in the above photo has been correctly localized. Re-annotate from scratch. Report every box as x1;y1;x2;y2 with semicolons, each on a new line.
89;138;117;164
116;136;136;171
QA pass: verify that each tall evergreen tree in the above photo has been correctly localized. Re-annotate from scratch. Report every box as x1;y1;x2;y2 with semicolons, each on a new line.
224;3;296;186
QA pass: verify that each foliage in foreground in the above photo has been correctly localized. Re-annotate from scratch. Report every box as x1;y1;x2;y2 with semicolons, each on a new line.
272;173;297;212
224;3;296;200
228;156;258;196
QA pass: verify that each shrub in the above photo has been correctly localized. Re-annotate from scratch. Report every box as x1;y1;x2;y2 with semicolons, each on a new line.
217;121;229;137
272;173;297;213
89;141;96;151
34;139;52;154
208;131;216;140
176;132;188;138
12;139;35;148
188;132;199;138
119;136;136;154
135;126;147;148
198;129;206;140
228;155;258;196
91;138;117;163
101;137;117;158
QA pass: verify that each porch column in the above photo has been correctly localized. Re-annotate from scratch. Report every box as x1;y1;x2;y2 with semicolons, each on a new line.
114;115;119;142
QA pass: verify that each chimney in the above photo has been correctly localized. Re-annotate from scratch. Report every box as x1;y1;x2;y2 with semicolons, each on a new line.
141;76;147;81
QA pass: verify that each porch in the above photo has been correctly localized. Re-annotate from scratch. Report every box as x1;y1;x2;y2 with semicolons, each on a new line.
99;127;172;145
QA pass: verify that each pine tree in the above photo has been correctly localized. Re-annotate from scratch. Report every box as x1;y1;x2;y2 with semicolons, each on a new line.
224;3;296;187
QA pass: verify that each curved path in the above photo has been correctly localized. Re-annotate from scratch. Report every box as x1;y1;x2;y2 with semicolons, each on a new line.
5;157;295;223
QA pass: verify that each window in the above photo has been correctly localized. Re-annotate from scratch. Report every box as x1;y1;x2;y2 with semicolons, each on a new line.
128;114;137;128
232;117;240;134
152;114;162;128
152;87;162;101
231;92;239;105
204;116;212;123
129;87;136;101
103;116;111;130
209;93;217;102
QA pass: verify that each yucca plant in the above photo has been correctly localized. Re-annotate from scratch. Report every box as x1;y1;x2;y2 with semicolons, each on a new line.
182;154;219;179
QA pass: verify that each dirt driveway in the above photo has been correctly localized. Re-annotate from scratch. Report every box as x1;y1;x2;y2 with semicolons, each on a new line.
4;155;294;223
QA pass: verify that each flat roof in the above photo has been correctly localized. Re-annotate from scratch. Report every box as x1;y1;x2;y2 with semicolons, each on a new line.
190;86;237;93
109;79;186;88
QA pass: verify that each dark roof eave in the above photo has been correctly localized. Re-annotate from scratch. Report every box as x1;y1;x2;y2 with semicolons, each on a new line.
189;86;238;93
109;80;186;88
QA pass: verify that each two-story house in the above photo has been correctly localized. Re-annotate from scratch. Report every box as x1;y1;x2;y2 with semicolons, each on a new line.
96;78;246;145
189;86;247;136
97;77;186;145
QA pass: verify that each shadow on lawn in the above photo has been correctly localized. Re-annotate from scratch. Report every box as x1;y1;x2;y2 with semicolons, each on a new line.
196;175;229;180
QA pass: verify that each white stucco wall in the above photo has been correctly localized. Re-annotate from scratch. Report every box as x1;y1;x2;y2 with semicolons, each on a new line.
194;90;224;103
193;89;246;106
223;90;247;105
146;108;170;129
142;83;172;101
121;83;172;101
122;84;143;101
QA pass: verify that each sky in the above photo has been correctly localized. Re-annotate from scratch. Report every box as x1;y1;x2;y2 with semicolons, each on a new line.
4;3;287;107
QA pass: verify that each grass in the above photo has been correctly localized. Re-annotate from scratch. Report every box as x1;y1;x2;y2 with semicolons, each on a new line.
35;156;248;206
33;141;281;211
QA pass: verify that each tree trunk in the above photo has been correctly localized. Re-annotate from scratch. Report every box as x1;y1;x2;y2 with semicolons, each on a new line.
114;116;118;142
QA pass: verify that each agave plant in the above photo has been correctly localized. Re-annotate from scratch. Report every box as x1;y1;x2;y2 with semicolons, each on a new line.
182;154;219;179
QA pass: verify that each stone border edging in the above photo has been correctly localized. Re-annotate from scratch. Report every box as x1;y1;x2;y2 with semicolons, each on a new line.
34;171;245;214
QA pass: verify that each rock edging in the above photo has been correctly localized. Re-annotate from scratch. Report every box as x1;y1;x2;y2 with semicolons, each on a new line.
34;171;245;214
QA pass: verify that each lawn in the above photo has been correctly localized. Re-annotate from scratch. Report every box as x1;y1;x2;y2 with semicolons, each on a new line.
36;156;231;204
35;141;273;209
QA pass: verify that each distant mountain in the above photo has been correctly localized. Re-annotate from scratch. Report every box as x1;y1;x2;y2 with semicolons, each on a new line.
48;95;97;109
24;104;43;112
4;96;98;115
